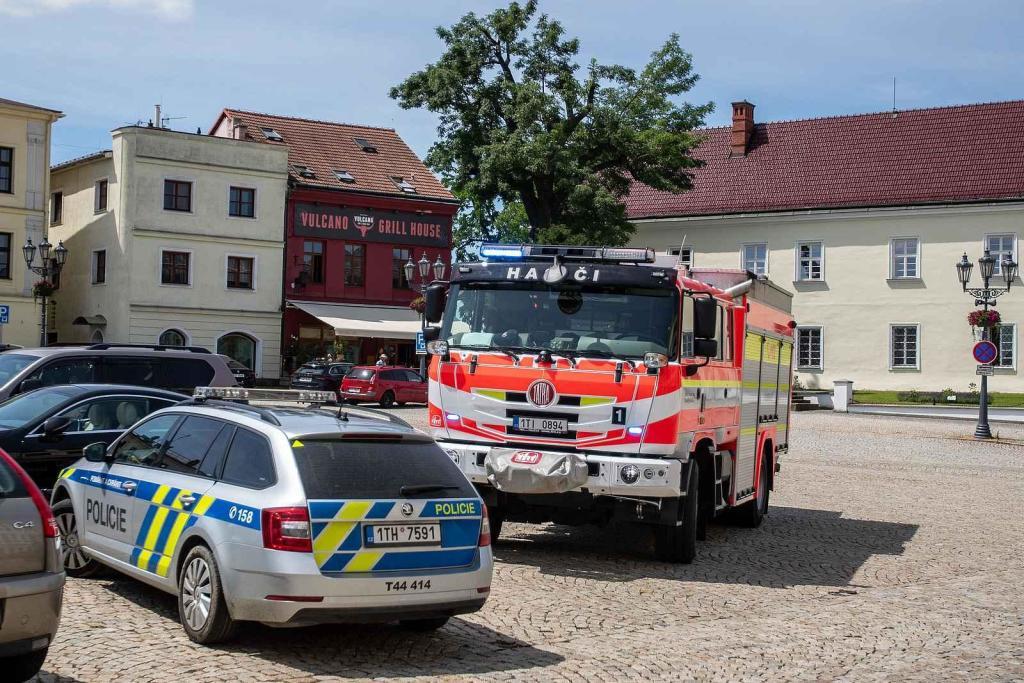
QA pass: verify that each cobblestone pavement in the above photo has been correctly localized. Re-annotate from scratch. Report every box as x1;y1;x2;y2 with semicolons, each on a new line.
33;411;1024;682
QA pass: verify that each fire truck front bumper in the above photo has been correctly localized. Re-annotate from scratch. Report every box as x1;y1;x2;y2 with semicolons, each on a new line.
438;442;684;498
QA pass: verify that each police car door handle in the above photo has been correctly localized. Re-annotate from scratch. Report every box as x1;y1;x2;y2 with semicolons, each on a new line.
122;481;137;495
177;494;197;507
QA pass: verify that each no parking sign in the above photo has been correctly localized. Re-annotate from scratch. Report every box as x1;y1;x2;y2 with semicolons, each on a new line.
972;340;997;365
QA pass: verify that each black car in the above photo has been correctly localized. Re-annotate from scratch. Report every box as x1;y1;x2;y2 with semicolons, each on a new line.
0;384;185;487
220;355;256;387
289;362;353;398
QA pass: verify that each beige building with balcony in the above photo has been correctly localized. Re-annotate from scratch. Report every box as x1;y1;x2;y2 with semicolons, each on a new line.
0;97;63;347
628;100;1024;393
49;125;289;379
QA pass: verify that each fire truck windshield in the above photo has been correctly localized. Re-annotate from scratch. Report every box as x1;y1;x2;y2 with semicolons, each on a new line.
441;283;677;359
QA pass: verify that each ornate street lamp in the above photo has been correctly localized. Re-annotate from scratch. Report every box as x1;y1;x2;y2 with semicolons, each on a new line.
433;255;445;281
23;237;69;347
417;252;430;280
955;248;1015;439
405;253;447;377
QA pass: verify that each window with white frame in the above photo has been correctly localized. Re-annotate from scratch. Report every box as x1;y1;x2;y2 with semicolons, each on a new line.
668;246;693;268
890;325;920;369
796;241;823;281
890;238;920;279
742;243;768;275
796;326;823;368
986;234;1016;275
91;249;106;284
995;324;1015;368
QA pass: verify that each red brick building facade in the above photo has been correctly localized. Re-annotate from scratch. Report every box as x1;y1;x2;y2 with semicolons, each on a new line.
210;109;457;371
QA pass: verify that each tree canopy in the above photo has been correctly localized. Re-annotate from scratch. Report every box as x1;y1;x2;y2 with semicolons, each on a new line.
390;0;712;247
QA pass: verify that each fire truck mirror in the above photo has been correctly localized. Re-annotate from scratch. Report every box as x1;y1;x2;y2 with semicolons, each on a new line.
692;296;719;340
424;284;447;323
693;338;718;358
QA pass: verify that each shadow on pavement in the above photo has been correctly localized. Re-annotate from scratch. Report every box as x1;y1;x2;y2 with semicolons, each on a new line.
495;505;918;588
99;579;562;678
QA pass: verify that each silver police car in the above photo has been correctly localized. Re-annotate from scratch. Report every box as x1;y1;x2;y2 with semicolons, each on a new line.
49;388;493;644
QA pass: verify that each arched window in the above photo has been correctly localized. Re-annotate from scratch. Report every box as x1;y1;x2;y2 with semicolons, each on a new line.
159;329;187;347
218;332;257;371
91;329;104;343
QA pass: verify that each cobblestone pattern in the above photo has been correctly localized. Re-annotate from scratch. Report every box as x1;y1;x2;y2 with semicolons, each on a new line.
32;411;1024;682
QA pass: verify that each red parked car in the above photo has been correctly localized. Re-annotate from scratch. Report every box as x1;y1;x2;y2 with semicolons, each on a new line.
340;366;427;407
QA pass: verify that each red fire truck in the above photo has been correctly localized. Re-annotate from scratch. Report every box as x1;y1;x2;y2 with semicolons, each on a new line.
422;244;795;563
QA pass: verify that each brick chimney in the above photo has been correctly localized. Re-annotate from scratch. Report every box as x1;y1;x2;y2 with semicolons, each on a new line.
730;101;755;156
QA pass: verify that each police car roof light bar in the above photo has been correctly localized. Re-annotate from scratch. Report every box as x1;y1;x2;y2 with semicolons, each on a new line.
479;243;655;263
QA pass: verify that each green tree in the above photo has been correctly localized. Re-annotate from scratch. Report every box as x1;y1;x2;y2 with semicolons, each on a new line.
391;0;712;246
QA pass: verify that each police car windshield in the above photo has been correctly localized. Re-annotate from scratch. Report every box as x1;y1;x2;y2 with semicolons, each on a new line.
442;283;677;359
0;385;80;430
291;439;476;500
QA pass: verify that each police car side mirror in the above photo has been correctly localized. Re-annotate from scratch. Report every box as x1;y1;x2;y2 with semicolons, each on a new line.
424;284;447;323
83;442;108;463
692;297;718;340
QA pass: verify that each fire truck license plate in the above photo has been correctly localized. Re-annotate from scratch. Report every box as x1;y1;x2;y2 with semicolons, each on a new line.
366;523;440;546
513;416;568;434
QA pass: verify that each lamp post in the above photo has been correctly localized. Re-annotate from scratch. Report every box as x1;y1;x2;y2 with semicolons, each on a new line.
956;248;1018;439
23;237;69;347
405;252;446;376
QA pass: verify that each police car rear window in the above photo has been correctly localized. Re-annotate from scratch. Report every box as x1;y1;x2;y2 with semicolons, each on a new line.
291;440;475;500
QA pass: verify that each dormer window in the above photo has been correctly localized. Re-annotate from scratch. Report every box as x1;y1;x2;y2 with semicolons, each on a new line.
261;127;284;142
333;170;356;183
391;176;416;194
293;164;316;179
354;137;377;153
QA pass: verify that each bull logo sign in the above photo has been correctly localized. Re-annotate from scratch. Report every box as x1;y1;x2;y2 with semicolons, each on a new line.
527;379;556;407
353;214;374;237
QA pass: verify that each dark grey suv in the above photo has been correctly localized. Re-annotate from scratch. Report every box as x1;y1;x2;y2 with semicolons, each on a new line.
0;343;237;400
0;449;64;681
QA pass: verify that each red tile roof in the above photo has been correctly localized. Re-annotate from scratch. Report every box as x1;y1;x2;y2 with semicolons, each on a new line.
210;109;456;203
626;100;1024;219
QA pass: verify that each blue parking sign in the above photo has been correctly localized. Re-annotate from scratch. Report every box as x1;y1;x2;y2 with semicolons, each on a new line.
0;305;9;324
415;330;426;355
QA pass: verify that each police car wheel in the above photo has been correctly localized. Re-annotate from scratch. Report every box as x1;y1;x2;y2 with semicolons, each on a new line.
178;545;237;644
654;459;699;564
7;648;47;682
380;391;396;408
399;617;450;632
53;499;100;578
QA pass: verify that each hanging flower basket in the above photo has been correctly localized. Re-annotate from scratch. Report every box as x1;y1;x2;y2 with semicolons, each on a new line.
32;279;56;299
409;296;426;313
967;309;1000;328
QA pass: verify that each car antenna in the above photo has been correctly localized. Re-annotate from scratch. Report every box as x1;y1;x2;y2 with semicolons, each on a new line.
336;403;349;422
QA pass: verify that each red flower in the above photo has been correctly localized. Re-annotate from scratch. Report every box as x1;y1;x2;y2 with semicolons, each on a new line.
967;309;1000;327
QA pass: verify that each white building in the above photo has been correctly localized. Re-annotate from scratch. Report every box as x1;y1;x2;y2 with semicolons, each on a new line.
628;100;1024;393
50;124;289;379
0;97;63;347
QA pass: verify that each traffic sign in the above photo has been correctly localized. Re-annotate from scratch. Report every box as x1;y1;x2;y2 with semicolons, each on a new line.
972;340;997;365
976;364;995;376
415;330;426;355
0;305;8;324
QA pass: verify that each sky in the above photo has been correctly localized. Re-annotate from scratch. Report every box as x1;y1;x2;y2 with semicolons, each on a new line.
2;0;1022;165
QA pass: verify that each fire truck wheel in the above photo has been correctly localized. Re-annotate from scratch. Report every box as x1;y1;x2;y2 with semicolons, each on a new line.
737;452;771;528
655;460;699;564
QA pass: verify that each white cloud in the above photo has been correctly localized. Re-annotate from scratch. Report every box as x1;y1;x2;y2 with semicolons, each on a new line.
0;0;193;21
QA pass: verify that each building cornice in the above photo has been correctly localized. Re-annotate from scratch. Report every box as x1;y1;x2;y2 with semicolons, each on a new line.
132;227;283;248
631;199;1024;226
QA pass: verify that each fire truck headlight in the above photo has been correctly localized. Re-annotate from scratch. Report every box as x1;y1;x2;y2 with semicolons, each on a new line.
427;340;449;356
619;464;641;485
644;353;668;368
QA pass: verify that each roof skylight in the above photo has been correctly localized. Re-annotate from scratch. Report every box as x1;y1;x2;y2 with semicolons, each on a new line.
333;170;356;183
293;164;316;179
391;176;417;194
354;137;378;153
262;127;284;142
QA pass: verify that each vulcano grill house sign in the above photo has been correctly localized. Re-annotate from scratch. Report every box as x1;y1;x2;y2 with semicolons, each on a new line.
294;203;449;247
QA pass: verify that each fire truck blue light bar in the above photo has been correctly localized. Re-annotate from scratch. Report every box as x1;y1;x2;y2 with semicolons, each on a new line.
480;245;525;258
